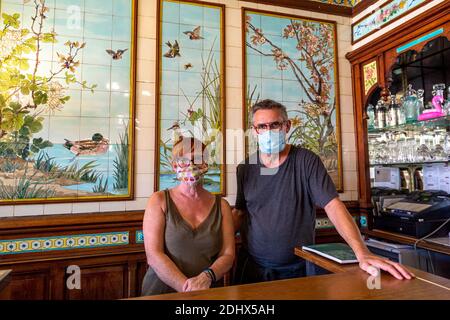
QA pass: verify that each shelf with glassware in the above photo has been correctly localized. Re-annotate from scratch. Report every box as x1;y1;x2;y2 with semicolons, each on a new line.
366;84;450;192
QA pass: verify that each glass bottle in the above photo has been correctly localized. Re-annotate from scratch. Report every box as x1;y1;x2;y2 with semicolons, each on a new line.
367;104;376;130
375;100;386;129
397;96;406;125
387;95;399;127
417;89;425;115
403;84;418;123
443;86;450;116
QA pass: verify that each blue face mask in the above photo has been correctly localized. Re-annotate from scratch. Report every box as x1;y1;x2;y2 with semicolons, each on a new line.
257;130;287;154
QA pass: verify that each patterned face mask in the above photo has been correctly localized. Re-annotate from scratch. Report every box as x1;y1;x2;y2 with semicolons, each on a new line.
174;160;209;187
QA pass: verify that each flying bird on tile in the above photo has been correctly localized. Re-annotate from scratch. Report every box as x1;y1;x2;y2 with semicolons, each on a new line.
183;26;203;40
106;48;128;60
184;63;193;70
164;40;181;58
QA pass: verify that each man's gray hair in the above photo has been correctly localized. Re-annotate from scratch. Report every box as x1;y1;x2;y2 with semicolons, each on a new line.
251;99;289;121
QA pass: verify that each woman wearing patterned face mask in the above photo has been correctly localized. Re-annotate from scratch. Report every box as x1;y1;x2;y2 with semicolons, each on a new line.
141;136;235;296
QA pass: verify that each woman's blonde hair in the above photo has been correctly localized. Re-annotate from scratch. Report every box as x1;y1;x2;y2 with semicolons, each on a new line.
172;136;208;163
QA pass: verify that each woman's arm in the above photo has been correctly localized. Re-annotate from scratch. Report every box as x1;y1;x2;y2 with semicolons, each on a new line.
143;192;188;292
210;198;236;279
183;198;236;292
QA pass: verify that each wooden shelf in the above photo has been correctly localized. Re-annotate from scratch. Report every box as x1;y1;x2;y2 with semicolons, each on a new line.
363;229;450;256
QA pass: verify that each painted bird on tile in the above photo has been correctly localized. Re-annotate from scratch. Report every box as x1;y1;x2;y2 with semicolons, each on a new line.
167;121;180;131
167;121;181;143
64;133;109;160
164;40;181;58
106;48;128;60
184;63;193;70
183;26;203;40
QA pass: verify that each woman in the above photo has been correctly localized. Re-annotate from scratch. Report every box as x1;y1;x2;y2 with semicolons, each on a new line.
141;136;235;295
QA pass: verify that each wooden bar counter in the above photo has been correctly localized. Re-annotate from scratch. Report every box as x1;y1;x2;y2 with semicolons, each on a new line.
129;248;450;300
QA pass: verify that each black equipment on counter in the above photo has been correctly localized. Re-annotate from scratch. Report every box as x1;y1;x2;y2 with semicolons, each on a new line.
371;187;409;217
373;189;450;238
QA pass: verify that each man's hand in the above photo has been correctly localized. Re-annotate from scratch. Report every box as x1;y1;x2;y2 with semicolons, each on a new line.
182;272;212;292
324;198;415;281
357;252;415;280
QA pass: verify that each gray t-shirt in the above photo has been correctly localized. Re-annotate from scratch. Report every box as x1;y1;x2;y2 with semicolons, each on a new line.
235;145;338;267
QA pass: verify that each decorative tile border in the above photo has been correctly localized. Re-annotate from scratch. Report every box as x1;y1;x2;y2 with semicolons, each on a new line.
134;215;363;242
136;231;144;244
312;0;362;7
360;215;368;228
352;0;430;43
0;232;129;255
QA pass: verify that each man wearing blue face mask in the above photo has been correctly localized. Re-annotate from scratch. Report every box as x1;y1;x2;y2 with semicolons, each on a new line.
232;99;414;284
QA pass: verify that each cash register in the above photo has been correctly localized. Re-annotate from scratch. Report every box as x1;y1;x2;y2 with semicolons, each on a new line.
373;190;450;238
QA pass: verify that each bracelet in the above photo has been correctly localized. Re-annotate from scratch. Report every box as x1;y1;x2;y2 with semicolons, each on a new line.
203;268;216;282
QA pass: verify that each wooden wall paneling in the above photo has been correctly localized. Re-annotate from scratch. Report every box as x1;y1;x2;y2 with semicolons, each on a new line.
351;62;371;210
64;264;127;300
50;266;65;300
136;261;149;297
9;269;51;300
352;0;379;17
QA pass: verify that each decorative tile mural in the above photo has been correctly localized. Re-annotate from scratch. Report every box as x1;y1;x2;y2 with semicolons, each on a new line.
0;231;129;255
0;0;136;204
363;61;378;94
352;0;429;43
156;0;225;194
244;9;343;191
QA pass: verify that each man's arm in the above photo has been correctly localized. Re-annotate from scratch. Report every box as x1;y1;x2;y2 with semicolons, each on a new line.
324;197;414;280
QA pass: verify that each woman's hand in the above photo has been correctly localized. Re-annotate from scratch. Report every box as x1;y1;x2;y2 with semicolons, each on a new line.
183;272;212;292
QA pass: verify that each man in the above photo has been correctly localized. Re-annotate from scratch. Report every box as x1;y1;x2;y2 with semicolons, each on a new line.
232;99;413;284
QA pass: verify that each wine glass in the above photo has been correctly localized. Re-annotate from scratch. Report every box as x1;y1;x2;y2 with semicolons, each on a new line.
443;132;450;160
417;143;431;162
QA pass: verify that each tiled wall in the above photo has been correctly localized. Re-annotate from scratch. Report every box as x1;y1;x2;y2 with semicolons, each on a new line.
0;0;358;218
352;0;445;50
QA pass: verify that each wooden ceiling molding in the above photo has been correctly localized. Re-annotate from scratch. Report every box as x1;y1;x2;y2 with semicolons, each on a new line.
239;0;377;17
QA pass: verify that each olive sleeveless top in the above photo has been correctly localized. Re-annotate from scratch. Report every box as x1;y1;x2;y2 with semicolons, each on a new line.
141;189;223;296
